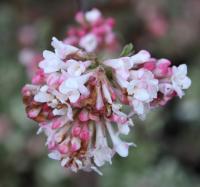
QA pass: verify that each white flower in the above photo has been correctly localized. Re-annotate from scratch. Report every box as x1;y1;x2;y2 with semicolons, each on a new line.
52;104;73;121
48;151;62;160
128;69;158;102
85;9;102;23
102;83;112;104
103;50;151;85
59;73;92;103
51;37;79;59
127;69;158;116
39;50;64;73
104;50;150;70
103;57;131;88
34;85;54;103
59;78;80;103
131;99;148;116
171;64;191;98
39;37;85;74
112;103;134;135
115;74;129;88
130;50;151;65
118;119;133;135
34;91;54;103
96;85;104;110
92;123;113;167
105;121;134;157
66;59;91;76
79;33;98;52
103;57;132;80
159;83;174;96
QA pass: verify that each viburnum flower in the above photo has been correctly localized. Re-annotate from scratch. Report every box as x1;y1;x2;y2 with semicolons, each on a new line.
64;8;119;53
19;9;119;80
171;64;192;98
22;37;191;174
103;50;191;118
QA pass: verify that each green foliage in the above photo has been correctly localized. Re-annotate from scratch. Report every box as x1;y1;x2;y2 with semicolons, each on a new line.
120;43;134;57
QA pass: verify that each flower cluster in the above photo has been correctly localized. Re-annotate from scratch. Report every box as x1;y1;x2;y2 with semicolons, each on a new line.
19;9;119;79
22;37;191;174
104;51;191;118
64;8;119;53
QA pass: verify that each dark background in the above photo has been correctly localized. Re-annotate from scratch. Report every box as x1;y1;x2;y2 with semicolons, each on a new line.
0;0;200;187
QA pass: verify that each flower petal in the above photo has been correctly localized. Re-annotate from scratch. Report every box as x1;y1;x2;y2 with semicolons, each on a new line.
48;151;61;160
34;92;54;103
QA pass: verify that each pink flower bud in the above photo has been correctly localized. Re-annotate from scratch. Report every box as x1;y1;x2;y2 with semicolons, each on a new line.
72;127;81;137
21;86;31;96
70;144;79;152
75;12;85;25
143;61;156;71
106;18;116;28
48;141;56;150
79;110;89;122
109;114;127;124
79;125;90;141
52;119;62;129
89;113;100;121
92;26;106;36
58;144;69;154
28;108;41;118
42;104;51;112
154;59;172;78
80;130;90;141
77;29;86;37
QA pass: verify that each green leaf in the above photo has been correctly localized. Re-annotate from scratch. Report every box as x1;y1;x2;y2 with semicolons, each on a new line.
120;43;134;57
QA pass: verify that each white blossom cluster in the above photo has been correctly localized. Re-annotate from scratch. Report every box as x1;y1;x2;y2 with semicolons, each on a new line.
22;37;191;174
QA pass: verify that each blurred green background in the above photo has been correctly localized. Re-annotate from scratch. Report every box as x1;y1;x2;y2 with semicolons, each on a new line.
0;0;200;187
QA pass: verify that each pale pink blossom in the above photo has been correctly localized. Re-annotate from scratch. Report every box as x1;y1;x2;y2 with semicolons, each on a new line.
65;59;91;76
22;37;191;175
171;64;191;98
51;37;80;59
85;9;102;24
79;33;98;53
64;8;119;53
92;122;113;167
103;50;151;84
127;69;158;116
39;50;64;73
105;121;134;157
59;73;92;103
127;69;159;102
34;86;54;103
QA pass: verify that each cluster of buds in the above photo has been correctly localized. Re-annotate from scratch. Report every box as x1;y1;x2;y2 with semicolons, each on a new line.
104;50;191;118
64;8;119;53
19;9;119;79
22;37;191;174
